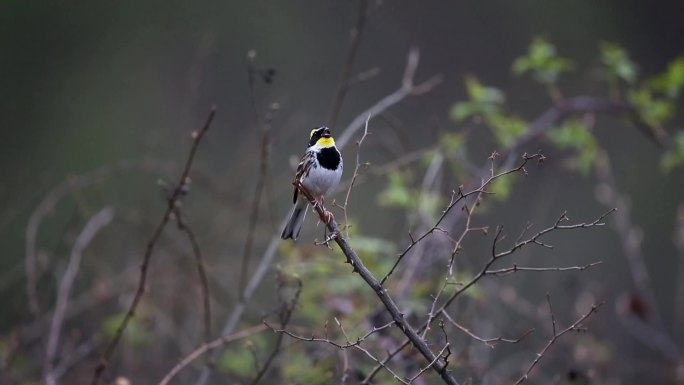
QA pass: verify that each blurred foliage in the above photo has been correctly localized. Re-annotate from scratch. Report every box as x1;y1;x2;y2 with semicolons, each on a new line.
101;313;153;347
450;76;529;148
547;119;598;174
600;42;638;85
512;37;574;85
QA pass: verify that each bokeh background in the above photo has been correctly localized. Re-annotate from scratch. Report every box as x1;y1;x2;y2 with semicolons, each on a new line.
2;1;684;384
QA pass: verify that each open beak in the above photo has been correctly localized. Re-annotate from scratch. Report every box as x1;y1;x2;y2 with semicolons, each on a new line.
322;129;331;138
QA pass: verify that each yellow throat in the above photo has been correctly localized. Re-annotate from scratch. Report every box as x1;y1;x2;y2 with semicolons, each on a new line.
316;137;335;147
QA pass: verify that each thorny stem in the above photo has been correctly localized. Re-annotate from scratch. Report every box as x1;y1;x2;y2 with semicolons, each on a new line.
295;183;460;385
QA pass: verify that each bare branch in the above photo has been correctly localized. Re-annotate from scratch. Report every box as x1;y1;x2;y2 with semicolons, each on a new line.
340;114;372;239
295;182;459;385
92;107;216;385
173;207;212;344
328;0;371;127
337;48;443;149
250;275;302;385
485;261;603;276
43;208;114;385
442;311;533;348
158;324;267;385
514;302;603;385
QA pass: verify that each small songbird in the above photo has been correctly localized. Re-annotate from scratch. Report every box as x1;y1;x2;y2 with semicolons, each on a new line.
281;127;343;240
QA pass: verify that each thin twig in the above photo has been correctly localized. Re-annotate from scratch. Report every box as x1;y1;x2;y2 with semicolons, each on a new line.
362;209;614;385
336;48;443;148
239;100;278;297
268;320;403;383
92;107;216;385
485;261;603;276
383;153;545;285
442;311;533;348
43;208;114;385
408;343;450;384
514;302;603;385
250;275;302;385
266;319;395;349
158;324;267;385
174;207;212;344
328;0;371;128
339;114;371;238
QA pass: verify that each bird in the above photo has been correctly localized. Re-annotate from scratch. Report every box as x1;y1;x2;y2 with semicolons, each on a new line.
281;126;343;240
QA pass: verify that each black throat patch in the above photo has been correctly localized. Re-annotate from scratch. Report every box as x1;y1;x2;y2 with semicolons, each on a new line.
316;147;341;170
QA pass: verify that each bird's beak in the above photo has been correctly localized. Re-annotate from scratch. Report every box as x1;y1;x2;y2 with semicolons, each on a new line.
323;129;332;138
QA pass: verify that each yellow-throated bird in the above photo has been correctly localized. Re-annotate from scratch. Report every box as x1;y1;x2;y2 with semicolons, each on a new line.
281;127;343;240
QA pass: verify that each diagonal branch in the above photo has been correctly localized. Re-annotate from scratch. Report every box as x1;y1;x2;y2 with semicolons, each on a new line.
295;182;460;385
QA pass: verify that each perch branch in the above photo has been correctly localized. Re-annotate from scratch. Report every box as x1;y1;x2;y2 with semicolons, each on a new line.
295;182;459;385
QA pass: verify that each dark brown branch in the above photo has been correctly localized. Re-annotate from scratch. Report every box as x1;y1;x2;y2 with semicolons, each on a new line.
295;183;459;385
92;107;216;385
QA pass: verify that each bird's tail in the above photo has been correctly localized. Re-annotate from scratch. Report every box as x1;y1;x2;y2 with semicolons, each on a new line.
281;201;308;240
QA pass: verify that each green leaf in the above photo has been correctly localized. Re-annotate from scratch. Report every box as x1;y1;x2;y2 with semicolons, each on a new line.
465;75;505;105
101;314;152;347
450;102;477;122
378;171;413;208
661;131;684;172
547;119;598;174
629;88;674;127
600;42;638;84
650;56;684;98
439;132;467;153
486;112;529;148
488;175;515;201
218;344;256;377
513;37;573;85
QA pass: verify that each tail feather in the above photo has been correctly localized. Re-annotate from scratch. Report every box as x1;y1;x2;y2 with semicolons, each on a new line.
281;203;308;240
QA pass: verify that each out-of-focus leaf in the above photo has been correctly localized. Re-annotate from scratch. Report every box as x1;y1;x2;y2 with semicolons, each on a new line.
513;37;573;85
102;314;152;347
450;102;478;122
450;76;505;123
439;132;467;153
488;175;515;201
378;171;413;208
600;42;638;84
650;56;684;98
629;88;674;127
661;131;684;172
487;112;529;148
282;351;334;384
547;119;598;175
218;341;262;377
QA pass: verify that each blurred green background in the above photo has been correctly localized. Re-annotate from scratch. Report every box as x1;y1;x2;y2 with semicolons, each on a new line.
2;1;684;384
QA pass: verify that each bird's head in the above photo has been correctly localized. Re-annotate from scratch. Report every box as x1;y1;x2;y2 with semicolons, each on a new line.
308;126;335;148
